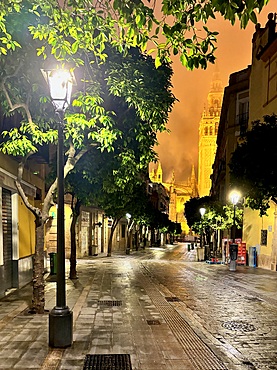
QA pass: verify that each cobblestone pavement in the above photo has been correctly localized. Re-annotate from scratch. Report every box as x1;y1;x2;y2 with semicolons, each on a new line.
0;243;276;369
139;244;277;370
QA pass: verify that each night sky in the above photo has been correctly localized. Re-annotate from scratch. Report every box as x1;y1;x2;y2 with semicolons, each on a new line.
156;2;276;183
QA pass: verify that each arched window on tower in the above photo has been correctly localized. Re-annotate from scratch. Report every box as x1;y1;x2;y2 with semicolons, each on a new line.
204;127;208;135
209;126;213;135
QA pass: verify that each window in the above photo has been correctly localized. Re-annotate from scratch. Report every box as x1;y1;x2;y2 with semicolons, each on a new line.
261;229;267;246
236;92;249;133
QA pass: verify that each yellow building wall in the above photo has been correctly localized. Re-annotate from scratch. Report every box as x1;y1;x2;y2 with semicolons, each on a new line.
243;202;275;269
18;197;36;258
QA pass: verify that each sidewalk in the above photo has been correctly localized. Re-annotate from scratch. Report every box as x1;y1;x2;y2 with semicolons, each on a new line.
0;247;220;370
0;245;275;370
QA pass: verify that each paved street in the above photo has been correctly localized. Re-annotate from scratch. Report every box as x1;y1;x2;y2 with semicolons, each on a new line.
0;243;277;370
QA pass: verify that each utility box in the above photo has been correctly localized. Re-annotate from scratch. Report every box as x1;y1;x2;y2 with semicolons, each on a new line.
229;244;238;261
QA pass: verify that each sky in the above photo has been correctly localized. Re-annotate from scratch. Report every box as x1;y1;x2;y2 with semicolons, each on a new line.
156;2;276;183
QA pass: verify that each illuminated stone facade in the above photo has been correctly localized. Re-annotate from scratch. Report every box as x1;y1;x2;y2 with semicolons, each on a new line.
149;162;198;234
198;72;223;197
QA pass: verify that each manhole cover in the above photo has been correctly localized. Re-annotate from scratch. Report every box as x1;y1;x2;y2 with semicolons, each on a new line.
83;354;132;370
165;296;181;302
222;321;256;332
98;300;122;307
147;319;161;325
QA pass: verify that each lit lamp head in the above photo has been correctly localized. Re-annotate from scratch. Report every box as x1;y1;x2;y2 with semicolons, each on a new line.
229;190;241;206
126;213;132;220
41;68;74;112
199;207;206;217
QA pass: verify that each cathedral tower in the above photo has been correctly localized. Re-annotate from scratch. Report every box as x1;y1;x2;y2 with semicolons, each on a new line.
198;70;223;197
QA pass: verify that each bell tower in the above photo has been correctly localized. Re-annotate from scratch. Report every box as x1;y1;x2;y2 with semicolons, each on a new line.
198;70;223;197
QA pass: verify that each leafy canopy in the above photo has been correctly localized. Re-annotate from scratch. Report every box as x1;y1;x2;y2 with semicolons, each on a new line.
230;114;277;215
184;196;243;234
0;0;270;70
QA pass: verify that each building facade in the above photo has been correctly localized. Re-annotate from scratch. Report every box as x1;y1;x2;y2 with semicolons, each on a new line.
243;13;277;270
198;71;223;197
149;162;198;234
211;13;277;271
0;153;46;298
211;66;251;204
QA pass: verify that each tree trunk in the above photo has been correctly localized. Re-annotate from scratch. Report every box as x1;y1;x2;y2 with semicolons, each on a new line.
31;222;45;314
69;198;81;279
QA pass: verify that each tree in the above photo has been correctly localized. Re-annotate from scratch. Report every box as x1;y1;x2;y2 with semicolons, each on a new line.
0;5;174;312
185;196;243;249
77;147;151;256
64;46;175;261
229;114;277;215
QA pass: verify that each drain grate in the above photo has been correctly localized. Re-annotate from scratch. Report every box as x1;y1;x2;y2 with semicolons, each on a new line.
83;354;132;370
165;296;181;302
222;321;256;332
98;300;122;307
147;319;161;325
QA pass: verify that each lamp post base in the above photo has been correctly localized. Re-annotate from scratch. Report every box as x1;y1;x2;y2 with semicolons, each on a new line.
49;306;73;348
229;260;237;272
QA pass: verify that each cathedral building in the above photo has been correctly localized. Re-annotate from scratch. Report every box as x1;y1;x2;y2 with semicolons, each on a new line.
149;162;198;234
198;71;223;197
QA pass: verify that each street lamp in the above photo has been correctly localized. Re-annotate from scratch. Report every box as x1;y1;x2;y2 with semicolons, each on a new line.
126;213;131;254
199;207;206;261
42;68;74;348
229;190;241;271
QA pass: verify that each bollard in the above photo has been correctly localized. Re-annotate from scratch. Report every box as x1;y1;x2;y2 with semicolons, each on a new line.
229;243;238;271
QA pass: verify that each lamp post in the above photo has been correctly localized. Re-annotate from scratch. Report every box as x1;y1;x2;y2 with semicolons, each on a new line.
229;190;241;272
126;213;131;254
42;68;74;347
199;207;206;261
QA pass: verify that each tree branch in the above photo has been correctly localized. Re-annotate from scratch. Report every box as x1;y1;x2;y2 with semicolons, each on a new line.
15;179;42;226
15;154;42;226
0;61;33;124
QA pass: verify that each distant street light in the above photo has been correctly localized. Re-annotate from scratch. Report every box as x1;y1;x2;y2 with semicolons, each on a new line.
42;67;75;348
199;207;206;260
229;190;241;271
